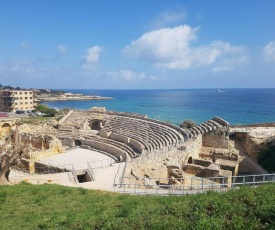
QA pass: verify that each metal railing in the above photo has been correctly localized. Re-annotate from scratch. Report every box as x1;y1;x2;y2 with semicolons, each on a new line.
114;174;275;195
87;162;95;181
71;165;78;184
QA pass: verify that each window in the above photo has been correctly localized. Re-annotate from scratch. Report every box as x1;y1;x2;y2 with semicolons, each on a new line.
20;97;22;100
19;92;22;95
15;102;18;105
25;92;27;94
25;102;28;104
30;102;33;104
29;92;32;94
20;102;23;105
30;97;32;99
25;97;28;99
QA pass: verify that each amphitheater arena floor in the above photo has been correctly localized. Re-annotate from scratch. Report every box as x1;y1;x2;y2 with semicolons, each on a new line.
10;148;121;191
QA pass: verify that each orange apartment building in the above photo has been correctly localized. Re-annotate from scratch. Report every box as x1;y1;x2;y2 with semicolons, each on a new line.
0;90;35;112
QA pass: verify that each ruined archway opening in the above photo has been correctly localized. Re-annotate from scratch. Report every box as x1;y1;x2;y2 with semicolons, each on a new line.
1;123;12;137
2;123;11;129
188;156;193;164
90;120;102;130
75;140;82;146
77;171;92;183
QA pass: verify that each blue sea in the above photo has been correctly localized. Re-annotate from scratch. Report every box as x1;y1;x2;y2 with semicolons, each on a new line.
43;89;275;125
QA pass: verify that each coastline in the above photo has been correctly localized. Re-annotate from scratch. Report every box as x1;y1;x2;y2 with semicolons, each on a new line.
40;88;275;125
36;96;113;102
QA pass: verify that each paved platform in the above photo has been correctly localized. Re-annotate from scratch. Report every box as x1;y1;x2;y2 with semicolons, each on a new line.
37;148;112;167
10;148;122;191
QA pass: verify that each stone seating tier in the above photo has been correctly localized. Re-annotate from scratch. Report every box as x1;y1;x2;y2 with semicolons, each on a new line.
58;110;189;160
188;118;229;139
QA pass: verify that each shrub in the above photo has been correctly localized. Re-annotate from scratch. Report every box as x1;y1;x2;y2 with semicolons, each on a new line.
35;104;58;117
179;119;196;129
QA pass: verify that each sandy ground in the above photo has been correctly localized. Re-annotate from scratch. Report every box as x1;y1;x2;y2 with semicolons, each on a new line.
10;148;122;191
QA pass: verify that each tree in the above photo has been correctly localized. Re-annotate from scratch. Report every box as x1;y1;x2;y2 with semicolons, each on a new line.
35;104;58;117
0;122;28;184
179;120;196;129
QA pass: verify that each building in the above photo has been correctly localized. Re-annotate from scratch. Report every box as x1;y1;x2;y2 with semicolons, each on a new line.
0;90;35;112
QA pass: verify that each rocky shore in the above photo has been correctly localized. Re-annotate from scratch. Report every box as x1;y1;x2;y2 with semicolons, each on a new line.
36;94;113;102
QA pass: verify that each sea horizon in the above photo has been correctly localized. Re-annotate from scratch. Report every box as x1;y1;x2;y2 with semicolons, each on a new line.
43;88;275;126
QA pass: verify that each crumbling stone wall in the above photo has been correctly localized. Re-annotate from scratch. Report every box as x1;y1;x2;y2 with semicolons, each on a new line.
202;130;229;149
235;133;261;159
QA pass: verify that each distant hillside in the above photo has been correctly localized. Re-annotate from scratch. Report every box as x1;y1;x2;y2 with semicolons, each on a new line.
0;83;67;96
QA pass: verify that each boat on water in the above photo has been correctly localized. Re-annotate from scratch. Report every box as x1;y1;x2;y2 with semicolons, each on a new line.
217;89;227;93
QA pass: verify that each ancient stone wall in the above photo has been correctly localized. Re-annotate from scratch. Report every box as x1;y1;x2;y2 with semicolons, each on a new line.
235;133;262;160
81;139;126;161
0;120;15;138
181;136;202;164
183;164;206;176
202;131;229;149
231;123;275;128
60;138;75;147
193;159;212;167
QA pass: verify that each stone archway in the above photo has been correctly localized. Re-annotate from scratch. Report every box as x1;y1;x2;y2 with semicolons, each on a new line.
90;120;104;130
1;123;11;137
187;156;193;164
75;140;82;146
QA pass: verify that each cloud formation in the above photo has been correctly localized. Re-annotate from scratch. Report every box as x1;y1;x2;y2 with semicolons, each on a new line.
57;44;68;55
151;9;187;28
264;42;275;62
82;45;103;69
123;25;246;70
212;66;233;73
107;70;146;81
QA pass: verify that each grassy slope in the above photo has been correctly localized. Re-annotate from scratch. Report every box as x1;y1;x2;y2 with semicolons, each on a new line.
0;184;275;229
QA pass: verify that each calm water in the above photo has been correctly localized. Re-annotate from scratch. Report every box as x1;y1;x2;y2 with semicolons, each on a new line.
43;89;275;125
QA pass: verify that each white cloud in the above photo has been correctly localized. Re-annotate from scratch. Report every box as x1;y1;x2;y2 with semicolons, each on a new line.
82;45;103;69
0;61;36;75
123;25;246;70
149;75;158;80
151;9;187;28
212;66;233;73
264;42;275;62
107;70;146;81
57;44;68;55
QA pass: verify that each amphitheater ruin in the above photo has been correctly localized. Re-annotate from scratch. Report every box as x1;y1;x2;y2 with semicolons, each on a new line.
1;107;274;194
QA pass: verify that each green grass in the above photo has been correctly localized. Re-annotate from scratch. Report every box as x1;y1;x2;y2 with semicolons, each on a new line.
21;116;62;125
0;183;275;229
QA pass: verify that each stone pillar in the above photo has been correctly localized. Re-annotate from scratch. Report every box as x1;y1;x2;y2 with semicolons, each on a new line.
29;159;35;174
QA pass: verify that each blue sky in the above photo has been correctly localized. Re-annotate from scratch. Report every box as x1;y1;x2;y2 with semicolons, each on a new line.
0;0;275;89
